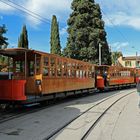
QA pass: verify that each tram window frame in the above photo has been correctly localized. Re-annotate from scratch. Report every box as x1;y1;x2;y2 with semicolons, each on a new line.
50;68;55;77
36;57;40;75
15;60;24;73
83;71;86;78
43;67;49;76
44;57;49;66
76;70;79;78
62;62;67;77
49;57;56;77
57;59;62;77
68;69;71;77
50;58;55;67
29;61;34;76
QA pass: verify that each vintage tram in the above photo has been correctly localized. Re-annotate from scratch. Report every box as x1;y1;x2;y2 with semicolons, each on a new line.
95;65;136;89
0;48;95;104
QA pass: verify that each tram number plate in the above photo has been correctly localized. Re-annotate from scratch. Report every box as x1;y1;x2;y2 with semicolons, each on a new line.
35;79;41;85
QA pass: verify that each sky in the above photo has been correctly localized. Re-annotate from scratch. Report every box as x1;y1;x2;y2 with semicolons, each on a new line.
0;0;140;56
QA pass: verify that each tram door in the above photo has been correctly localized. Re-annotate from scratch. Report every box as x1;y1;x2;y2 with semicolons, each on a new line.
26;54;42;95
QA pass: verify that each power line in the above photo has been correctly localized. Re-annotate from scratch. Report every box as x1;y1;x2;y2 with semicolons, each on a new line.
98;0;140;53
0;0;51;24
7;0;51;24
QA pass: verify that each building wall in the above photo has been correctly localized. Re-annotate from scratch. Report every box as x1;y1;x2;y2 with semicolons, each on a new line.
118;56;140;68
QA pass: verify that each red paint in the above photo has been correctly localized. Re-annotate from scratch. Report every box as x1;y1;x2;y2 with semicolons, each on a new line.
97;76;104;89
109;77;134;85
0;80;26;101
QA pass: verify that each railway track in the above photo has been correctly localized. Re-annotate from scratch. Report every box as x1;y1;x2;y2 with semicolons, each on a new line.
0;88;135;129
0;90;96;124
44;89;135;140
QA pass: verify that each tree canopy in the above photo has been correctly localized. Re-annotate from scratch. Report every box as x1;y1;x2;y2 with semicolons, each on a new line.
0;24;8;49
63;0;111;65
50;15;61;55
111;51;123;65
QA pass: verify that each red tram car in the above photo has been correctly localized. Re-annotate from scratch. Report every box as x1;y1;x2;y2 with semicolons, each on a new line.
0;48;95;104
95;65;136;89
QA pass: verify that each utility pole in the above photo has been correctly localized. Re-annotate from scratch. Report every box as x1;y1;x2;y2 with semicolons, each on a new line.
136;51;138;68
99;43;102;65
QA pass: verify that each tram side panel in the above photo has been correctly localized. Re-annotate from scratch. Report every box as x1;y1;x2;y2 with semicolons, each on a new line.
108;67;135;86
41;77;95;94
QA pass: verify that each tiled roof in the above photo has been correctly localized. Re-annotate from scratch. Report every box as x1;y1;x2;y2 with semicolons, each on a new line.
122;56;140;60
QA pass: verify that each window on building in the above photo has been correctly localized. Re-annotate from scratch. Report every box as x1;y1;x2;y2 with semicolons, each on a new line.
125;61;131;67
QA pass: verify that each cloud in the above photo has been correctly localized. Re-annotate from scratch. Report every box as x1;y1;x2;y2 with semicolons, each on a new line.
96;0;140;30
60;26;67;35
0;0;72;26
103;12;140;30
0;1;15;13
25;0;72;25
1;0;140;30
111;42;129;50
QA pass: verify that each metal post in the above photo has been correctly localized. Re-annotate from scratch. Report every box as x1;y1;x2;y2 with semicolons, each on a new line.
8;56;10;79
35;54;36;75
25;51;27;79
136;52;138;68
99;43;102;65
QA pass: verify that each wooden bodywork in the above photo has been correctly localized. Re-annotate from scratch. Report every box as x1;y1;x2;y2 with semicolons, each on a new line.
95;65;135;89
0;48;95;101
108;66;135;86
135;68;140;82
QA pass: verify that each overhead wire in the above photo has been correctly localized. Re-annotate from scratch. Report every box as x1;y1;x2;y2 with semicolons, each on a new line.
6;0;51;24
98;0;140;53
0;0;51;24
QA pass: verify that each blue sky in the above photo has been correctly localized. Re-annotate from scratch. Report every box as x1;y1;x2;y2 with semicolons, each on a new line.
0;0;140;56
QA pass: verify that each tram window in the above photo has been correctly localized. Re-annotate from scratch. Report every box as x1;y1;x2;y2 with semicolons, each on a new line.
63;62;67;77
83;71;86;77
15;61;24;72
50;58;55;67
36;58;40;74
89;71;92;78
44;57;49;66
72;63;75;69
50;68;55;77
57;60;62;77
29;61;34;76
71;70;76;77
79;70;83;78
43;67;49;76
76;70;79;78
57;68;62;77
92;72;95;78
68;69;71;77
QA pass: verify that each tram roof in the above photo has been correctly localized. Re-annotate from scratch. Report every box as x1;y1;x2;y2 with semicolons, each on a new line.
0;48;95;66
0;48;49;57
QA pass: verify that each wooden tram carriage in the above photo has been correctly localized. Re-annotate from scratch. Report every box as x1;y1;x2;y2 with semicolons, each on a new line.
95;65;135;89
0;48;95;103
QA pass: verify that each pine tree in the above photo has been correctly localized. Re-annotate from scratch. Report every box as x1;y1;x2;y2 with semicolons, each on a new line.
0;24;8;49
50;15;61;55
18;25;29;49
63;0;111;65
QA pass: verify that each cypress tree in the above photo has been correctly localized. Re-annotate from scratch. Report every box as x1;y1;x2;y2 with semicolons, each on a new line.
50;15;61;55
63;0;111;65
0;24;8;49
18;25;29;49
